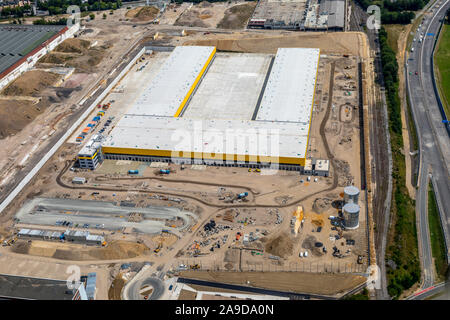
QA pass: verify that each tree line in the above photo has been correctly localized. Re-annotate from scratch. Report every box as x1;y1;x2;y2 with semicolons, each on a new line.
378;26;421;299
37;0;122;15
355;0;429;24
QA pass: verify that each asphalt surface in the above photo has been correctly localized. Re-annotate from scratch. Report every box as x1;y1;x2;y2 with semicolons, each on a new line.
123;266;165;300
176;277;334;300
406;0;450;290
15;197;194;235
128;277;165;300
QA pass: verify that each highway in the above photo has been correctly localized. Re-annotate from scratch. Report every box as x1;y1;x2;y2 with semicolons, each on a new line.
406;0;450;290
408;278;450;300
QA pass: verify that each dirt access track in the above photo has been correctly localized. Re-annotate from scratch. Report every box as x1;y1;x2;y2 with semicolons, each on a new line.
183;32;368;57
179;271;366;296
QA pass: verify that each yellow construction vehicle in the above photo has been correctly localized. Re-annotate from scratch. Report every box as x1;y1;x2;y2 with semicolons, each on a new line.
190;264;200;270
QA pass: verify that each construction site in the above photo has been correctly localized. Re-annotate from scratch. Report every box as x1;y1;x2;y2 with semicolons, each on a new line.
0;4;376;300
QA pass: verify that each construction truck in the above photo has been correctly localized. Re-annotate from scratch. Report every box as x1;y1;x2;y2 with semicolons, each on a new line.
190;264;200;270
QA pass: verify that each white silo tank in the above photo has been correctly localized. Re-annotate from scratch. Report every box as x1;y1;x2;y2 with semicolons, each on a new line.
344;185;360;204
343;203;360;229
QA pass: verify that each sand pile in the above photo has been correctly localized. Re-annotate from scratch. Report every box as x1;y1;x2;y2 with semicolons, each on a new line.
263;233;293;258
2;70;60;96
126;6;159;21
54;38;91;54
312;197;333;213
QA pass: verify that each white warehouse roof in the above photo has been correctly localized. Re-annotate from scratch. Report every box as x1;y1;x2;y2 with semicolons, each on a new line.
102;115;310;160
255;48;320;124
126;46;216;117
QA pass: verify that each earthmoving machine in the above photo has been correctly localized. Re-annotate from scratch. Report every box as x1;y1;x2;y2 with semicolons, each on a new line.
154;240;163;253
190;264;200;270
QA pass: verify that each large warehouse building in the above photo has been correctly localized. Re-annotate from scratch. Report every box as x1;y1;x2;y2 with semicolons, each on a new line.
0;24;79;91
81;46;320;170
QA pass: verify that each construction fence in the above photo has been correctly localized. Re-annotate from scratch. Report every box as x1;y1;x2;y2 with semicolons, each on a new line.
173;260;368;274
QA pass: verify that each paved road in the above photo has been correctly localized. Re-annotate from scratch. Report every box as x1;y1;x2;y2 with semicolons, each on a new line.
406;0;450;290
122;265;165;300
15;197;194;235
408;280;450;300
128;276;165;300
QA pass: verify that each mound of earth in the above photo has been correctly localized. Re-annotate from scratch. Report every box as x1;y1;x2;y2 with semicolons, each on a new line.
301;235;323;257
11;240;149;261
198;1;212;8
54;38;91;54
2;70;60;96
224;248;239;263
264;233;293;258
217;2;257;29
0;99;47;139
126;6;159;21
174;9;208;28
312;197;333;213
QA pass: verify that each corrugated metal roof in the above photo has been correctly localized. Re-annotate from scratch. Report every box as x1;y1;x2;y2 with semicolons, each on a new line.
0;25;65;75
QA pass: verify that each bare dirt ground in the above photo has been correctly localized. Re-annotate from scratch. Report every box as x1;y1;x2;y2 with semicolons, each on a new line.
0;7;147;207
11;240;150;261
174;1;247;28
126;6;160;22
184;32;365;56
0;29;373;297
159;2;192;25
217;2;257;29
38;38;110;73
0;250;110;299
178;271;366;296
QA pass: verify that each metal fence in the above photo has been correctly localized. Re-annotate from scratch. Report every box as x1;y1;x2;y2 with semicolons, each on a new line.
173;260;368;274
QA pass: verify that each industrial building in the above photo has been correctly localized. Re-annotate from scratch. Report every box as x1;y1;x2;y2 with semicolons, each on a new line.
248;0;346;31
0;274;87;300
302;158;330;176
0;24;80;91
88;46;321;170
17;228;105;246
